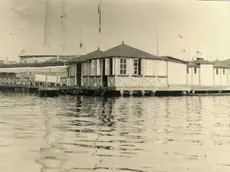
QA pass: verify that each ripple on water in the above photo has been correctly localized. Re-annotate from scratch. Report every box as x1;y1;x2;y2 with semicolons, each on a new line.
2;93;230;171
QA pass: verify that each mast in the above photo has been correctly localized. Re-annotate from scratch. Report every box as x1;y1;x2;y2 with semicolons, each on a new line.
156;28;159;57
79;25;83;56
44;0;48;46
60;0;67;53
155;28;159;89
98;0;102;49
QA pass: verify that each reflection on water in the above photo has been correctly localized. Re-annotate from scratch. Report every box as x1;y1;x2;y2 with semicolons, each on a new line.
2;92;230;171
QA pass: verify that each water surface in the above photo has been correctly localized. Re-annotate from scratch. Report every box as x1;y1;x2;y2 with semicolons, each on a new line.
1;92;230;172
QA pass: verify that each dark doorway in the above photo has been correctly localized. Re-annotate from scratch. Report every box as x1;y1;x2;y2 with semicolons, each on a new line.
102;59;108;87
76;63;82;86
109;58;113;75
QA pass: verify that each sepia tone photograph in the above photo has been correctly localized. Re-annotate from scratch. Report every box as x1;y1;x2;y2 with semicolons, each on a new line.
1;0;230;171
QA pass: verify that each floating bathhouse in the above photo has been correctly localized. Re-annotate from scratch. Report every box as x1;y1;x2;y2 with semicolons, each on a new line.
1;43;230;96
67;42;188;95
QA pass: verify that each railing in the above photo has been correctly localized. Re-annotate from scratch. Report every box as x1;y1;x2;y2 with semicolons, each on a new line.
0;77;75;87
0;77;35;86
82;76;102;88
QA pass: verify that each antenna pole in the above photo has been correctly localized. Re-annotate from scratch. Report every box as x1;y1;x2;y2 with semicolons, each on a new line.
98;0;102;49
60;0;66;53
155;27;159;89
156;28;159;56
80;26;83;55
44;0;47;46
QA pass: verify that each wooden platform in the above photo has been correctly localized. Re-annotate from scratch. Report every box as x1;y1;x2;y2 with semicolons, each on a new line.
1;83;230;97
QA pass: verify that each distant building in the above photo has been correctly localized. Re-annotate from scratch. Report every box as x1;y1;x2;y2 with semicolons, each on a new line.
8;61;17;64
0;60;17;65
19;54;75;63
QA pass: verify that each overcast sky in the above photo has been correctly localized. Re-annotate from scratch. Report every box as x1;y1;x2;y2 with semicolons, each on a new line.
1;0;230;61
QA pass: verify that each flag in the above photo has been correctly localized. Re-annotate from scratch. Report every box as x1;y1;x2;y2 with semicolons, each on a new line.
80;42;83;49
98;0;101;33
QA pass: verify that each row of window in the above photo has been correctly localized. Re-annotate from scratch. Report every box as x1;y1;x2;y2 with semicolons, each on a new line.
187;68;197;74
120;58;141;75
83;58;141;75
215;68;228;75
187;68;229;75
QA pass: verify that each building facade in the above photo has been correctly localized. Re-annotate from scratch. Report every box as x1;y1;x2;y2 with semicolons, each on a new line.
67;43;188;91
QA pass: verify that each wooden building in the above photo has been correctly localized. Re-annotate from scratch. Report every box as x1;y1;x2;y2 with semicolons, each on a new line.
187;58;230;87
67;42;188;94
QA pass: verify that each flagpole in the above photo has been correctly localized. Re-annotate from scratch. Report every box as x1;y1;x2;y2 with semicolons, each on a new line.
155;27;159;89
44;0;48;46
98;0;101;49
79;25;83;55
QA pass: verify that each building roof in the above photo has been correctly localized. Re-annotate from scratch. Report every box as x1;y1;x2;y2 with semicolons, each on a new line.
160;56;188;64
95;42;158;59
222;58;230;64
191;57;213;65
0;61;65;68
187;62;200;68
66;43;188;64
19;54;75;59
46;57;74;63
212;60;230;68
67;49;103;63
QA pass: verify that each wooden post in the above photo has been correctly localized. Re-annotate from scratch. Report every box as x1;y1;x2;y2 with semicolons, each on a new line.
226;68;229;85
45;73;47;87
213;67;215;86
220;68;222;86
114;57;117;87
191;67;193;86
75;63;77;86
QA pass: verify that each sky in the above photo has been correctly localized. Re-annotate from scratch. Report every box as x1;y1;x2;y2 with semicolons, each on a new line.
1;0;230;62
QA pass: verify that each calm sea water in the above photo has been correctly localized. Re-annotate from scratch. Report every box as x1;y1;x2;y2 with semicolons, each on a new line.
1;92;230;172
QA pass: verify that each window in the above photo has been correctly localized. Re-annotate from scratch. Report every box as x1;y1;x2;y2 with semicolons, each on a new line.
120;58;127;74
93;60;97;75
194;68;197;74
216;69;219;75
133;59;139;75
187;67;189;74
223;69;225;75
88;61;91;75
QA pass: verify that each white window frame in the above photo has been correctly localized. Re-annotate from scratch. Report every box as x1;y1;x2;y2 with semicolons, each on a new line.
94;60;97;76
133;58;139;75
120;58;127;75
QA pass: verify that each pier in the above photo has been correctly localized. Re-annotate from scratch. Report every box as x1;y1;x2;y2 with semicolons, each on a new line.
1;44;230;97
0;78;230;97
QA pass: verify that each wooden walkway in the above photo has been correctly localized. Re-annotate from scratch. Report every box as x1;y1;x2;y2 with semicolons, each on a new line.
1;82;230;97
